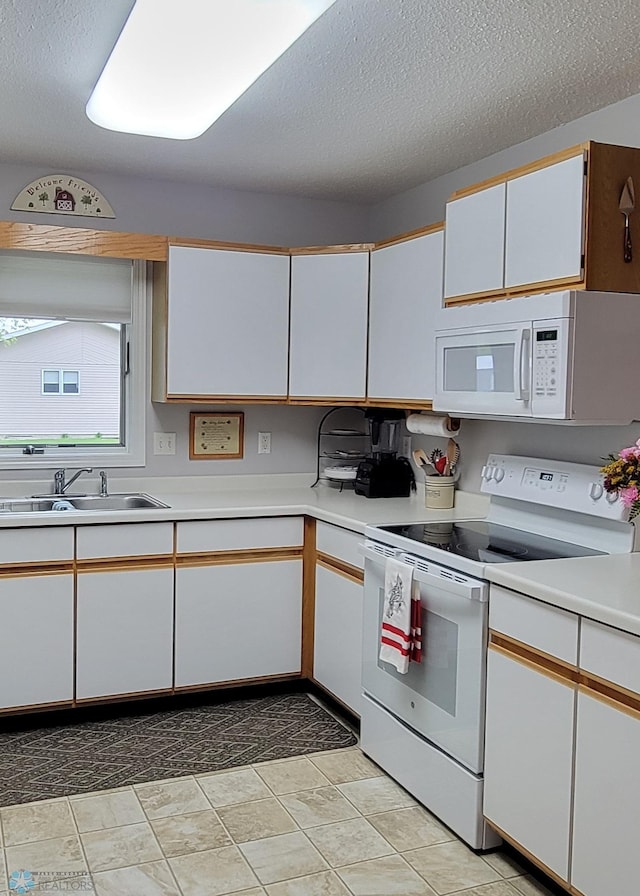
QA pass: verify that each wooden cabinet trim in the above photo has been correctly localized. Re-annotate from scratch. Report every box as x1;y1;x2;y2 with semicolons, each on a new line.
444;275;586;306
449;143;589;201
0;561;73;578
317;554;364;584
77;556;174;574
0;221;168;260
164;394;289;404
489;632;578;687
302;517;317;679
290;243;373;255
578;675;640;720
485;821;572;893
374;221;444;250
174;672;301;695
176;547;303;567
169;237;290;255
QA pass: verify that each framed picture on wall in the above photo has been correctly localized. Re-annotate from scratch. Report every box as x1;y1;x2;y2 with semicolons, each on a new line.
189;412;244;460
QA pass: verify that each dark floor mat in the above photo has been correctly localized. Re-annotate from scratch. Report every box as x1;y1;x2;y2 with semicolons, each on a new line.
0;692;357;805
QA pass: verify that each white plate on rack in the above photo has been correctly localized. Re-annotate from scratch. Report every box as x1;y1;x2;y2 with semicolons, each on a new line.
324;465;359;481
326;429;366;436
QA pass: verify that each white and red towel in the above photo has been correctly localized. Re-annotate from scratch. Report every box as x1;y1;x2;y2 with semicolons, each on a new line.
379;558;423;674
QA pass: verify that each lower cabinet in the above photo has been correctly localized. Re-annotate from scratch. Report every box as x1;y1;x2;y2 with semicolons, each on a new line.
314;563;364;715
76;567;174;700
0;572;74;709
484;645;574;881
485;587;640;896
0;526;74;711
175;560;303;687
75;522;175;700
313;521;364;716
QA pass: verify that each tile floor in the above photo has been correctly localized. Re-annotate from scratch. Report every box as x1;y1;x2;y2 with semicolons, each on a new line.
0;746;557;896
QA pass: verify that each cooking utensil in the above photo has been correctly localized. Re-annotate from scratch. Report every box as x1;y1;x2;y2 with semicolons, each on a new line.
429;448;443;466
619;176;635;263
444;438;460;476
434;456;448;475
413;448;429;468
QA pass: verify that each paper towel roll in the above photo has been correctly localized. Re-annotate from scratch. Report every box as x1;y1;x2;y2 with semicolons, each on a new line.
405;414;460;438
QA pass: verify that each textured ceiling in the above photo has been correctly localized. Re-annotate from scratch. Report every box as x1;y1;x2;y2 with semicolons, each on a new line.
2;0;640;202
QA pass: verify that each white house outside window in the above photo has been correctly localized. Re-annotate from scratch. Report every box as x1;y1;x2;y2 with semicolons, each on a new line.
0;251;146;468
42;369;80;395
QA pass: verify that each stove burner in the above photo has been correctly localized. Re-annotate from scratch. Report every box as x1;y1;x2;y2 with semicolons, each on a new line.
381;520;604;563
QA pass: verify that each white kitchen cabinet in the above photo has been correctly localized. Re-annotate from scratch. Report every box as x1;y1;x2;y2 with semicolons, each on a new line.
0;526;74;710
505;153;585;289
444;142;640;305
289;251;369;399
483;646;575;881
175;560;302;687
368;227;444;402
571;692;639;896
314;563;363;715
158;244;290;399
0;573;73;709
76;567;174;699
443;183;506;301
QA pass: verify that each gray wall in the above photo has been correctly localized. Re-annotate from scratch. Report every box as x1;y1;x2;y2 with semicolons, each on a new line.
370;91;640;240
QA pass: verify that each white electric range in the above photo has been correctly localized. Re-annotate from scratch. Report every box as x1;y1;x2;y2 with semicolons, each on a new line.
359;454;636;849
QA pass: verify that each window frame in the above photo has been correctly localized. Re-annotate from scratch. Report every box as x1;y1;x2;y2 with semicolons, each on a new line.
41;368;81;396
0;260;147;470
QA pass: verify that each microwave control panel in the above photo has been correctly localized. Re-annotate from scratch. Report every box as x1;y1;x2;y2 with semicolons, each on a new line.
530;318;570;416
481;454;628;521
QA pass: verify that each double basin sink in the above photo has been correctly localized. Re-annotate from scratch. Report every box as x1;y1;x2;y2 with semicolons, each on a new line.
0;494;169;514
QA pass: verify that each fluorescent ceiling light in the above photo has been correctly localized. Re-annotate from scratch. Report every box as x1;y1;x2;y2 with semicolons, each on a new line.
86;0;337;140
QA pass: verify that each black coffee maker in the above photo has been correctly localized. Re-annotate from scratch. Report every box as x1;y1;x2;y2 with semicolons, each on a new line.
355;410;415;498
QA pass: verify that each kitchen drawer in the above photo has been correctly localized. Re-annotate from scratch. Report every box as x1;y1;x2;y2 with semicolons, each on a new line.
176;517;304;554
0;526;73;565
489;585;578;664
76;522;174;559
580;619;640;694
316;521;363;569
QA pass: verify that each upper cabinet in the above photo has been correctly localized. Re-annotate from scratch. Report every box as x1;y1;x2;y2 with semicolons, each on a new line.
444;141;640;305
153;244;290;402
289;248;370;401
368;225;444;403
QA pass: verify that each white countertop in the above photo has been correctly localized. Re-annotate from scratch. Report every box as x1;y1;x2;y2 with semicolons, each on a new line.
0;475;489;532
487;553;640;637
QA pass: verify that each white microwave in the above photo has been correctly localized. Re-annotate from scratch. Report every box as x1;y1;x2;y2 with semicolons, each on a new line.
433;290;640;424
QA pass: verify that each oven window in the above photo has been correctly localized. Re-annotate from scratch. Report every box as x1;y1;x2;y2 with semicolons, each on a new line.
444;344;515;393
377;588;459;716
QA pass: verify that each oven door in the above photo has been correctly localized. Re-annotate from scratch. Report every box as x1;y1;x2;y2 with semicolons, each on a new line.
362;543;488;774
433;322;533;417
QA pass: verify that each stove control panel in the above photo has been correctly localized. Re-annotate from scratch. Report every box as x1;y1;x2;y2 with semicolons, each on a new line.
481;454;629;520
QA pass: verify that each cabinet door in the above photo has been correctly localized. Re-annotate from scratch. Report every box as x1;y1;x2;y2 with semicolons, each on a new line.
368;230;443;401
314;564;363;715
0;574;73;708
571;692;640;896
483;647;574;880
166;246;290;397
76;568;174;699
444;183;506;300
289;252;369;399
175;560;302;687
505;154;585;289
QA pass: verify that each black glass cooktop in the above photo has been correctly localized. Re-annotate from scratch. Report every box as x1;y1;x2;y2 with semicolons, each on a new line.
380;520;605;564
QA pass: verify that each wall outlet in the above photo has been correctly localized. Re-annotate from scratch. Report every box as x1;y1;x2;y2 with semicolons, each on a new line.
153;432;176;455
402;435;412;458
258;431;271;454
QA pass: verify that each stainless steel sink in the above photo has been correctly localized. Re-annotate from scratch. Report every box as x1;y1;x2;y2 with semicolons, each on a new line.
0;493;169;513
62;494;169;511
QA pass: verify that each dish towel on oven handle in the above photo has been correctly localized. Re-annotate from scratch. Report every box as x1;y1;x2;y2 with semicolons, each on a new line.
379;557;422;674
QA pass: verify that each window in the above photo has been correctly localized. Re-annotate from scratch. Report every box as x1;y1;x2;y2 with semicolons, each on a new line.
42;369;80;395
0;251;146;468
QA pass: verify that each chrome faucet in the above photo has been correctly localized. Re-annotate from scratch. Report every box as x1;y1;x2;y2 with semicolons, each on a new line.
54;468;93;495
99;470;108;497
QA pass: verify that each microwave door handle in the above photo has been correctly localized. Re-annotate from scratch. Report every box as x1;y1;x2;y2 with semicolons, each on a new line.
515;329;531;402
